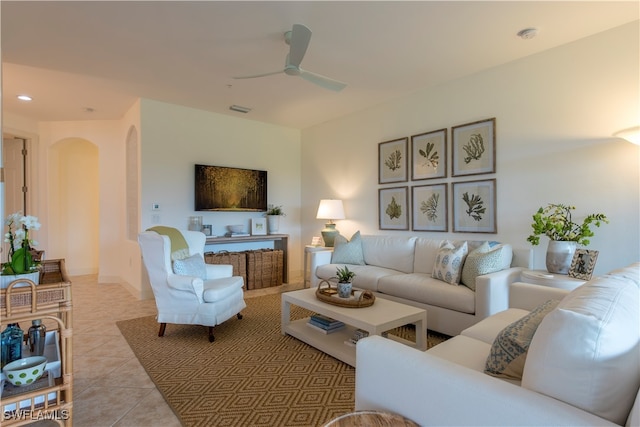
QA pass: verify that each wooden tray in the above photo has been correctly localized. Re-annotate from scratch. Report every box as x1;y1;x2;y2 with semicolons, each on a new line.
315;280;375;308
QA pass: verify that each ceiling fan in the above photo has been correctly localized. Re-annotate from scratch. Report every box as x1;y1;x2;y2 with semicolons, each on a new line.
233;24;347;92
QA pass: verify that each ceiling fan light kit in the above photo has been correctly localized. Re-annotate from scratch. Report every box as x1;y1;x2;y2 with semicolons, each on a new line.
233;24;347;92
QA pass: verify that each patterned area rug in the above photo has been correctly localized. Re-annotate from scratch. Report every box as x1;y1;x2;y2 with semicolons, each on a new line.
117;293;448;427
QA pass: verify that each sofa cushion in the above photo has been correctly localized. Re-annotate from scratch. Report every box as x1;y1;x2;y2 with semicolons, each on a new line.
522;269;640;425
316;263;402;292
485;299;559;380
331;231;365;265
378;273;475;314
461;308;530;345
461;242;506;291
173;253;207;280
426;335;493;374
432;241;468;285
362;235;417;273
413;238;445;274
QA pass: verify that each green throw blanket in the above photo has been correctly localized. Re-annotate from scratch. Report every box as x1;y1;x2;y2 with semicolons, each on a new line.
147;226;190;261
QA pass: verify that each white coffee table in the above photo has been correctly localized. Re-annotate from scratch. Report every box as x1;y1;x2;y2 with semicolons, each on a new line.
281;288;427;367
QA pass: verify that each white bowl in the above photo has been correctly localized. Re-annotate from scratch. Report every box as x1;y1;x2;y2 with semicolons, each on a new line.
227;225;245;233
3;356;47;386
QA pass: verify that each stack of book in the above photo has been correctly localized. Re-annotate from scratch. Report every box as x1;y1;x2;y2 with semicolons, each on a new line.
225;232;250;237
346;328;369;346
307;314;345;334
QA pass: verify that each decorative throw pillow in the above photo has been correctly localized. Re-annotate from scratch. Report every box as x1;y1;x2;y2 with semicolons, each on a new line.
331;231;365;265
484;299;559;380
431;241;468;285
173;253;207;280
461;242;504;291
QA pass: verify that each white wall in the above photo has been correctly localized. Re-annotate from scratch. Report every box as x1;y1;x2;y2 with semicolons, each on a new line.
139;99;303;290
301;22;640;276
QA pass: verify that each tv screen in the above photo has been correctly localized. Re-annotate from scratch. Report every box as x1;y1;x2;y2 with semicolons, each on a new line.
195;164;267;212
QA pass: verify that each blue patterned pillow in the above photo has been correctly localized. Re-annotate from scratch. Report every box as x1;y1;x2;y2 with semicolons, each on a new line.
331;231;365;265
173;253;207;280
431;241;468;285
485;299;559;380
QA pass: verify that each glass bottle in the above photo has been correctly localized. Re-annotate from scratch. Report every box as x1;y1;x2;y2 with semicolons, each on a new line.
1;323;24;368
28;319;47;356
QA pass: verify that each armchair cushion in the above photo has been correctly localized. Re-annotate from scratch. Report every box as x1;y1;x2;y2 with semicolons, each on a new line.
173;253;207;280
203;277;244;303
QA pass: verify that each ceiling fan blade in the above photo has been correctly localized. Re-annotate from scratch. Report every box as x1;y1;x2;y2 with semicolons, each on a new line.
288;24;312;67
299;69;347;92
233;70;283;80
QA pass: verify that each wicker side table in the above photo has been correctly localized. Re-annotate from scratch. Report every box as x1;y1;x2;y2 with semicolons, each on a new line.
324;410;419;427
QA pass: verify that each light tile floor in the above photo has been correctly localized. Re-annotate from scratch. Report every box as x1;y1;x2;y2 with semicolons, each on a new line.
71;275;303;426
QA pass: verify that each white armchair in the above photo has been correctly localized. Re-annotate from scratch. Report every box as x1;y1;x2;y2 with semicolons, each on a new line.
138;229;246;342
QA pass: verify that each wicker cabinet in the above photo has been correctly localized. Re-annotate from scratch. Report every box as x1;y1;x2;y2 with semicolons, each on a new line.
1;259;73;426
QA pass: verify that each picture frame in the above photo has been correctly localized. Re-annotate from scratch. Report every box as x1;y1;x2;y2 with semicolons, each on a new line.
568;249;599;280
379;186;409;230
452;179;496;233
411;129;447;180
379;137;408;184
412;184;448;232
452;118;496;177
251;218;267;235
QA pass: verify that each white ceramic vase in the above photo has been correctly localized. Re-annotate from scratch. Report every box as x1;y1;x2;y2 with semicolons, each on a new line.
546;240;577;274
267;215;280;234
1;271;40;289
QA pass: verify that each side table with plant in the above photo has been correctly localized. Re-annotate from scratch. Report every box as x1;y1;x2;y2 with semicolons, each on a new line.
527;204;609;274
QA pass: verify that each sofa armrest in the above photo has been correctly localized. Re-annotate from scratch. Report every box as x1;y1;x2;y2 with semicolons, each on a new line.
509;281;569;310
474;267;523;319
310;249;333;287
355;336;616;426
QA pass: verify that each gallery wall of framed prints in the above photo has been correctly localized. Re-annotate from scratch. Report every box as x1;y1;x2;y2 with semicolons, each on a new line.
377;117;497;234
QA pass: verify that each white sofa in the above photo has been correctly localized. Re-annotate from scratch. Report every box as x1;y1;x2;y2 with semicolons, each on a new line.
355;263;640;426
311;234;532;336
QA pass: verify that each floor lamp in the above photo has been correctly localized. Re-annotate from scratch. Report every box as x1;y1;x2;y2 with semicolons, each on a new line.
316;199;345;247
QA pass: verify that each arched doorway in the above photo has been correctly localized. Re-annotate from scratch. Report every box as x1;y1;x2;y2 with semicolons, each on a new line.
49;138;99;275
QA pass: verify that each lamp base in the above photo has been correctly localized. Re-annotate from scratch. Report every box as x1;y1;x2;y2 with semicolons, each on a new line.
321;223;341;247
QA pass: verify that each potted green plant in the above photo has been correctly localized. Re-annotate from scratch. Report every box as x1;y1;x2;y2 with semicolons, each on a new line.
2;212;42;288
264;205;285;235
527;204;608;274
335;265;356;298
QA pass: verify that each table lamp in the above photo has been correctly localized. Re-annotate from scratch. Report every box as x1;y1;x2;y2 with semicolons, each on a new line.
316;199;345;247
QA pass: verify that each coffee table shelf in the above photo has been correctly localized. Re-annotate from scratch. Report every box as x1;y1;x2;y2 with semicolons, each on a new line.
281;288;427;367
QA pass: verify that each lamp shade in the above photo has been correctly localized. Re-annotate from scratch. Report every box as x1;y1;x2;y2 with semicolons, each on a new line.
316;199;345;221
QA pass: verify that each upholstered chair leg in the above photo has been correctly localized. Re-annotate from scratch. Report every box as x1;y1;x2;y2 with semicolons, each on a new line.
158;323;167;337
208;327;215;342
237;312;243;320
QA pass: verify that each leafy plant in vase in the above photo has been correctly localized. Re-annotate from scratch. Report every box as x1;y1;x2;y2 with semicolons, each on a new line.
265;204;286;234
335;265;356;298
2;212;42;288
527;204;608;274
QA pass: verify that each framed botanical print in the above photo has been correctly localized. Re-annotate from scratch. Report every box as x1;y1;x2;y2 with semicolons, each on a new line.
452;179;496;233
411;128;447;180
452;118;496;177
412;184;448;232
379;137;408;184
379;186;409;230
568;249;598;280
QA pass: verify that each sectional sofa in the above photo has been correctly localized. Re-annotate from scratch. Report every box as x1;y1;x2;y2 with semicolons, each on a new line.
355;263;640;426
310;233;532;336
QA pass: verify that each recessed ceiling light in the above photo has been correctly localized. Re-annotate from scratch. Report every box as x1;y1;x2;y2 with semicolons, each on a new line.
84;107;95;113
17;95;33;101
517;28;538;40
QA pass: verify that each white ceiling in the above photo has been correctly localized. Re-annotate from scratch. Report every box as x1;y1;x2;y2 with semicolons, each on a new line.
2;1;638;130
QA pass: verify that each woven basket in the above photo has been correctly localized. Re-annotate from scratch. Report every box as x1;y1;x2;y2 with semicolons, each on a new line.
246;249;283;290
315;280;375;308
204;251;247;289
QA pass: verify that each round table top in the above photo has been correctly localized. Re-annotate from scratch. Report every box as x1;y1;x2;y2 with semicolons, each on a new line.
324;410;419;427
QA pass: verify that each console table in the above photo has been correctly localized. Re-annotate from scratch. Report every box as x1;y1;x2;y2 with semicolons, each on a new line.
205;234;289;283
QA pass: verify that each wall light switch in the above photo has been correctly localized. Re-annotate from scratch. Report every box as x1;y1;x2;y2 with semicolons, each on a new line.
152;203;160;211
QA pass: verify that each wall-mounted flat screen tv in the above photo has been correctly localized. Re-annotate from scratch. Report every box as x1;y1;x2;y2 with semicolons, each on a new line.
195;164;267;212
